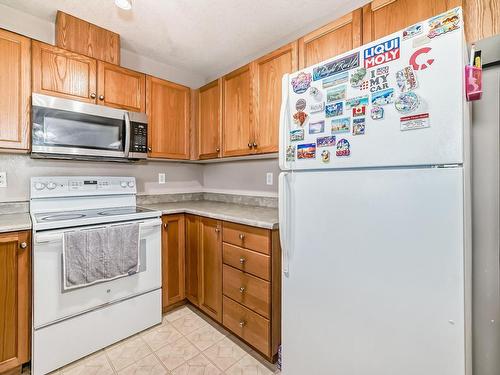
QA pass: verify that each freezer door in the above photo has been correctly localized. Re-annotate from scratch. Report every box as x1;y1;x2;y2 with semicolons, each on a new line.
281;167;466;375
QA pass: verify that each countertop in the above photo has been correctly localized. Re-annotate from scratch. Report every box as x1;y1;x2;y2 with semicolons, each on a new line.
141;201;279;229
0;212;32;234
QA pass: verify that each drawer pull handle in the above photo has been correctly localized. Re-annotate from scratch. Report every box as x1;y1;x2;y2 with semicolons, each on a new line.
239;320;246;328
239;286;246;294
239;233;245;240
239;257;246;264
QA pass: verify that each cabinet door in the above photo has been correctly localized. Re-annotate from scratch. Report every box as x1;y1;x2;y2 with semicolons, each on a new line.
222;65;253;157
362;0;462;42
146;76;190;159
97;61;146;112
298;10;362;69
162;215;186;311
198;80;222;159
199;217;222;322
185;215;200;306
0;30;30;152
0;231;30;374
252;42;298;154
464;0;500;42
32;41;97;103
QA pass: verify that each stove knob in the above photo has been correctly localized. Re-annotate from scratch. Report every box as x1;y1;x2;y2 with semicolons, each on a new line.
34;182;46;190
120;181;128;188
47;182;57;190
127;181;135;188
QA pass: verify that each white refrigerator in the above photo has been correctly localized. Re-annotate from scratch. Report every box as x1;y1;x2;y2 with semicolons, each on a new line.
278;8;471;375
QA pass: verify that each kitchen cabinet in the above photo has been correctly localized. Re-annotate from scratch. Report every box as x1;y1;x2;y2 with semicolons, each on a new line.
464;0;500;42
251;42;298;154
32;41;97;103
146;76;190;159
362;0;463;42
185;215;200;306
298;9;362;69
97;61;146;112
197;79;222;159
161;214;186;311
0;231;30;374
199;217;223;322
0;29;30;152
222;64;252;157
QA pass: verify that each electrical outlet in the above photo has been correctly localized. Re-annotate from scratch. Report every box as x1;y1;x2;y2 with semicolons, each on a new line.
158;173;166;184
0;172;6;188
266;172;273;186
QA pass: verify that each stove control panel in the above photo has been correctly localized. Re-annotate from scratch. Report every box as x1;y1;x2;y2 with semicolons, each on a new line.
30;177;137;198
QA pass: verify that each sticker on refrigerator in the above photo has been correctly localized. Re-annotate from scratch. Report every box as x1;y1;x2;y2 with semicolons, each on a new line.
345;95;368;109
309;87;323;101
427;8;461;39
331;118;350;134
293;111;309;127
352;105;366;117
371;88;394;106
403;23;423;40
395;92;420;114
336;139;350;157
322;71;348;88
309;120;325;134
371;106;384;120
290;129;305;142
310;102;325;113
325;102;343;118
291;72;312;94
396;66;418;92
363;37;400;68
409;47;434;71
320;150;331;163
313;52;360;81
295;98;307;111
327;85;347;102
369;68;389;92
297;143;316;159
400;113;430;131
286;145;296;162
352;118;366;135
350;68;367;88
316;135;336;148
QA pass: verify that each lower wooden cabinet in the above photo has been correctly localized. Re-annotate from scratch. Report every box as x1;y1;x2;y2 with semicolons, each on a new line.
185;215;200;306
0;231;30;374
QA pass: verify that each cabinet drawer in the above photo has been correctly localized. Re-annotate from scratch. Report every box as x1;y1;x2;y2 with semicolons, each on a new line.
223;296;270;356
223;265;270;318
223;222;270;254
223;243;270;281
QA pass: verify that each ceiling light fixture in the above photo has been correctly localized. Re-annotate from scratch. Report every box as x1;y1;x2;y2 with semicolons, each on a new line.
115;0;132;10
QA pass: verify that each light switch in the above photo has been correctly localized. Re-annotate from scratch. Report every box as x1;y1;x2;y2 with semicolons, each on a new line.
158;173;166;184
266;172;273;185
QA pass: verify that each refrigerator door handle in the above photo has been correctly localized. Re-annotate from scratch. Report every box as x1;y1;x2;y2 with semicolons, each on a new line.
279;73;290;171
279;172;291;276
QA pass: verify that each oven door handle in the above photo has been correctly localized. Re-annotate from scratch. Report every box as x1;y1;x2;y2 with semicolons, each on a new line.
124;112;131;158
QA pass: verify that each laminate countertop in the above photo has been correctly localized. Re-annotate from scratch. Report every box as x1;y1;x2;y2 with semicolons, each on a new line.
0;212;32;234
141;201;279;230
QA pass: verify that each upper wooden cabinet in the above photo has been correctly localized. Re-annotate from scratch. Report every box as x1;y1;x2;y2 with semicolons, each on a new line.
0;231;31;374
252;42;297;154
197;80;222;159
222;64;252;157
146;76;190;159
298;10;362;69
97;61;146;112
32;41;97;103
362;0;463;42
55;11;120;65
0;29;31;152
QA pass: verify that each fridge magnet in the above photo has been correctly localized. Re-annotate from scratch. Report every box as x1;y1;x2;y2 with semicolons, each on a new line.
352;118;366;135
376;66;389;75
297;143;316;159
352;105;366;117
321;150;331;163
290;129;305;142
412;35;431;49
291;72;312;94
400;113;430;131
313;52;360;81
345;95;369;109
350;68;367;88
403;23;423;40
396;66;418;92
317;135;336;147
395;92;420;114
327;85;347;102
325;102;343;118
363;37;400;69
322;71;348;88
427;8;460;39
310;102;325;113
336;139;350;157
371;106;384;120
331;117;350;134
409;47;434;71
309;87;323;101
359;80;370;91
371;88;395;106
293;111;309;127
295;98;307;111
309;120;325;134
286;145;296;162
369;68;389;92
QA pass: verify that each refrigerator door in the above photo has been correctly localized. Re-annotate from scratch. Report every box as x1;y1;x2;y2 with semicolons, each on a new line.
280;8;467;171
280;167;466;375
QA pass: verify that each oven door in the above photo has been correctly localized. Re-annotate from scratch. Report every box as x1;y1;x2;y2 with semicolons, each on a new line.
33;218;162;329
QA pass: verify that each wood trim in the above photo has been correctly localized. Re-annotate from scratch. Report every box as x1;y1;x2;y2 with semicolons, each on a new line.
190;88;199;160
371;0;397;11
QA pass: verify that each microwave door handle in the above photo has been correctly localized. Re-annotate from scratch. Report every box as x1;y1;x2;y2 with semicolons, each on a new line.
124;112;131;158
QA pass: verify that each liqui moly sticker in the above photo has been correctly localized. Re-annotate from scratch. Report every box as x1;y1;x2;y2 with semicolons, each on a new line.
313;52;360;81
291;72;312;94
400;113;430;131
363;37;400;68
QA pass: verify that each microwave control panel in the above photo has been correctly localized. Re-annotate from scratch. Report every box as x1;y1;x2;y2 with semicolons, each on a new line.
131;123;147;153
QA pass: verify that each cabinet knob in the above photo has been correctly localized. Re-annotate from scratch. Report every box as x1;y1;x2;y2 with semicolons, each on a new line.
19;242;27;249
247;143;253;149
239;320;246;328
163;223;168;230
239;233;245;240
239;286;246;294
216;147;220;152
90;93;96;99
99;95;105;101
148;147;152;152
239;257;246;264
215;227;220;233
253;142;258;148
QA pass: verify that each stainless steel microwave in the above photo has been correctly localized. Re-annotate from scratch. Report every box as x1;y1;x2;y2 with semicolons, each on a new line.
31;94;148;162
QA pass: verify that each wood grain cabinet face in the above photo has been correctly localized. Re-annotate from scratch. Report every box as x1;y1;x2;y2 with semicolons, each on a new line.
32;41;97;103
185;215;200;306
162;215;186;311
0;29;31;152
97;61;146;112
146;76;190;159
298;10;362;69
0;231;30;374
198;80;222;159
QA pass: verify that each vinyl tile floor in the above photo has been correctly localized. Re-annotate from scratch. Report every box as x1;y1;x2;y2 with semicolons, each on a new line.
23;305;280;375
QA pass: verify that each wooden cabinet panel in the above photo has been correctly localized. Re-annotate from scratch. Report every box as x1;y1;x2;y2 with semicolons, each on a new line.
223;243;270;281
97;61;145;112
252;43;297;154
298;10;362;69
146;76;190;159
198;80;222;159
223;222;271;255
162;215;186;311
55;11;120;65
0;231;30;374
0;29;30;152
185;215;200;306
464;0;500;42
362;0;462;42
222;65;252;157
32;41;97;103
199;217;222;322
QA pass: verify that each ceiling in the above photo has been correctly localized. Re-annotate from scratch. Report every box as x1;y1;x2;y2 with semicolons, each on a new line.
0;0;368;82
